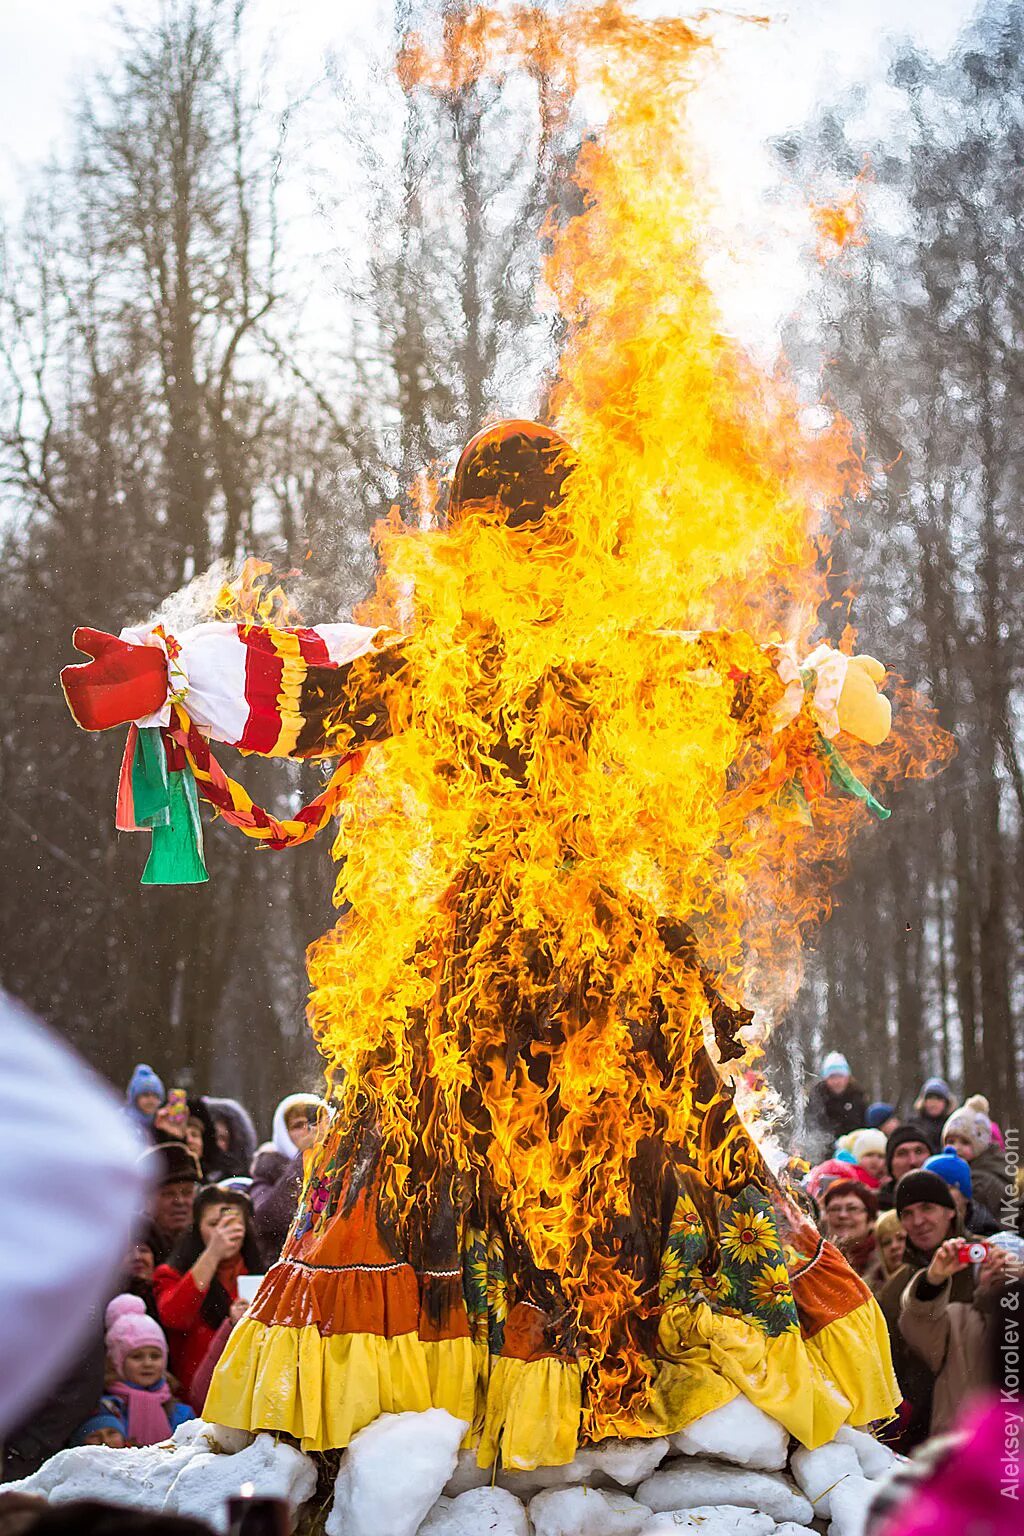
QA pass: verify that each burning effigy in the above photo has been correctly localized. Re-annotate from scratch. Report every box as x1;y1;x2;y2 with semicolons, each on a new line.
59;1;938;1482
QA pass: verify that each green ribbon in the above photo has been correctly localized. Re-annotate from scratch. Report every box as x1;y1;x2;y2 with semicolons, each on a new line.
816;732;891;821
131;727;209;885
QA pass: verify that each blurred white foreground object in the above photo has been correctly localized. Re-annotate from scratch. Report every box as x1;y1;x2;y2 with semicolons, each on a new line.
0;991;149;1433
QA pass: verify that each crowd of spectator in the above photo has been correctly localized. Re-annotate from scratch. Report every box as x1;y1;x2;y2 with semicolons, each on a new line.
0;1067;325;1481
802;1050;1023;1453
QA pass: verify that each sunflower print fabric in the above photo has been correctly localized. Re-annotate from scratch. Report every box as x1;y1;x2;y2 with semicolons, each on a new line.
660;1185;799;1338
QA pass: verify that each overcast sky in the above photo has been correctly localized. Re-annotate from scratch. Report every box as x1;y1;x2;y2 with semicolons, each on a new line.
0;0;981;352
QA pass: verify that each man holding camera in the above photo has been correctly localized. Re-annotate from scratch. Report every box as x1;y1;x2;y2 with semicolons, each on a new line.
887;1170;1018;1440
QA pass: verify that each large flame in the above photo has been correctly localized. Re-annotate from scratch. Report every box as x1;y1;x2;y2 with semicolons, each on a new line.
296;4;948;1434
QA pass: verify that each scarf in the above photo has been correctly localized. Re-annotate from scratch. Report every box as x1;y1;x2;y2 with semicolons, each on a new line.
110;1377;174;1446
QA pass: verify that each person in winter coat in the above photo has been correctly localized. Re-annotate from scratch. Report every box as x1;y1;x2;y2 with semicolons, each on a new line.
867;1101;900;1136
941;1096;1010;1219
69;1407;127;1448
182;1099;217;1179
139;1142;202;1266
908;1077;956;1153
804;1051;869;1156
102;1295;194;1446
850;1128;887;1189
820;1179;879;1277
896;1237;1019;1438
864;1281;1022;1536
124;1064;165;1138
116;1218;162;1320
871;1208;907;1291
152;1187;260;1398
877;1169;980;1451
876;1125;932;1211
202;1098;257;1181
249;1093;326;1271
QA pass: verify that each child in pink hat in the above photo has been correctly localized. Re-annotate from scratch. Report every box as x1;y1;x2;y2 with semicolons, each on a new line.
104;1294;195;1446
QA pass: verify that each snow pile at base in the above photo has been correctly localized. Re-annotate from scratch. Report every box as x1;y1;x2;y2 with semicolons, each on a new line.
10;1392;903;1536
671;1394;789;1470
325;1408;468;1536
3;1419;315;1533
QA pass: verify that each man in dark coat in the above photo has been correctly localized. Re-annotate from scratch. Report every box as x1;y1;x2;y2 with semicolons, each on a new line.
877;1169;981;1451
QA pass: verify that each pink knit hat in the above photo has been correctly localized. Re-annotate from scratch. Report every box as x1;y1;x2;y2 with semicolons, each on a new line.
104;1293;167;1376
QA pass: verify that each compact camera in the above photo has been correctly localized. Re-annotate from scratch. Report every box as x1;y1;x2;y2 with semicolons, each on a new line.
956;1240;989;1265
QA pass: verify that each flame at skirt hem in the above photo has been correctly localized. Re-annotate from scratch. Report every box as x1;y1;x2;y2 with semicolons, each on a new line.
202;1294;898;1461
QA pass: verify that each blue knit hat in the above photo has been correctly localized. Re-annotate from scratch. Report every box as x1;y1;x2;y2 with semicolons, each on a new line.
835;1148;858;1164
867;1102;896;1129
920;1076;952;1102
820;1051;851;1079
126;1062;165;1109
71;1408;126;1444
924;1146;972;1202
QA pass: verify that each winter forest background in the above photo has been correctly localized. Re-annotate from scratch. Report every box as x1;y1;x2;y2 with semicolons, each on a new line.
0;0;1021;1130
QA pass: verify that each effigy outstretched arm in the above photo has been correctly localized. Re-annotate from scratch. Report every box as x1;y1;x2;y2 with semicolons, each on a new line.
60;620;403;885
662;627;893;822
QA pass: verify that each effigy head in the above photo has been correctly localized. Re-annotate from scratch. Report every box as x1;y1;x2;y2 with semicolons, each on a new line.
447;419;578;529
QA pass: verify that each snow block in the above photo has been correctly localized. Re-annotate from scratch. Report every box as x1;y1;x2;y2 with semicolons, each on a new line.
589;1437;670;1488
827;1472;876;1536
833;1425;898;1480
443;1447;495;1497
790;1441;862;1518
669;1396;789;1470
326;1408;468;1536
498;1447;603;1500
637;1460;813;1525
417;1485;530;1535
530;1485;654;1536
168;1434;315;1530
3;1422;312;1534
639;1510;776;1535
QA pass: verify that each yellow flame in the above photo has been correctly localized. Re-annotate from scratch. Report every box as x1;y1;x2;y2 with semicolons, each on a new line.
215;557;303;628
297;4;948;1433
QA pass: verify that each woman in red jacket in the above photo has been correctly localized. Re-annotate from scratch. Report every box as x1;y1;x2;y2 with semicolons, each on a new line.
153;1185;261;1397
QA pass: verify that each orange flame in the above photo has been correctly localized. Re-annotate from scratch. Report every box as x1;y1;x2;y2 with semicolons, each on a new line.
215;557;303;628
809;165;870;263
298;4;948;1434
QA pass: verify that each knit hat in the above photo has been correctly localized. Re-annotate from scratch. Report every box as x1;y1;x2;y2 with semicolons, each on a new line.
105;1294;167;1376
835;1148;858;1164
71;1407;126;1445
895;1168;957;1216
126;1063;165;1108
137;1141;201;1187
919;1076;953;1103
924;1147;973;1202
885;1123;933;1177
806;1159;877;1201
942;1094;993;1157
822;1178;878;1219
820;1051;851;1080
851;1128;887;1162
867;1102;896;1130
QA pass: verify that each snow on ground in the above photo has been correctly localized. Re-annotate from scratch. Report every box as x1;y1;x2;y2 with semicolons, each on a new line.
636;1460;814;1525
670;1396;790;1471
419;1485;531;1536
325;1408;467;1536
640;1510;778;1535
529;1486;653;1536
5;1393;901;1536
3;1420;314;1533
